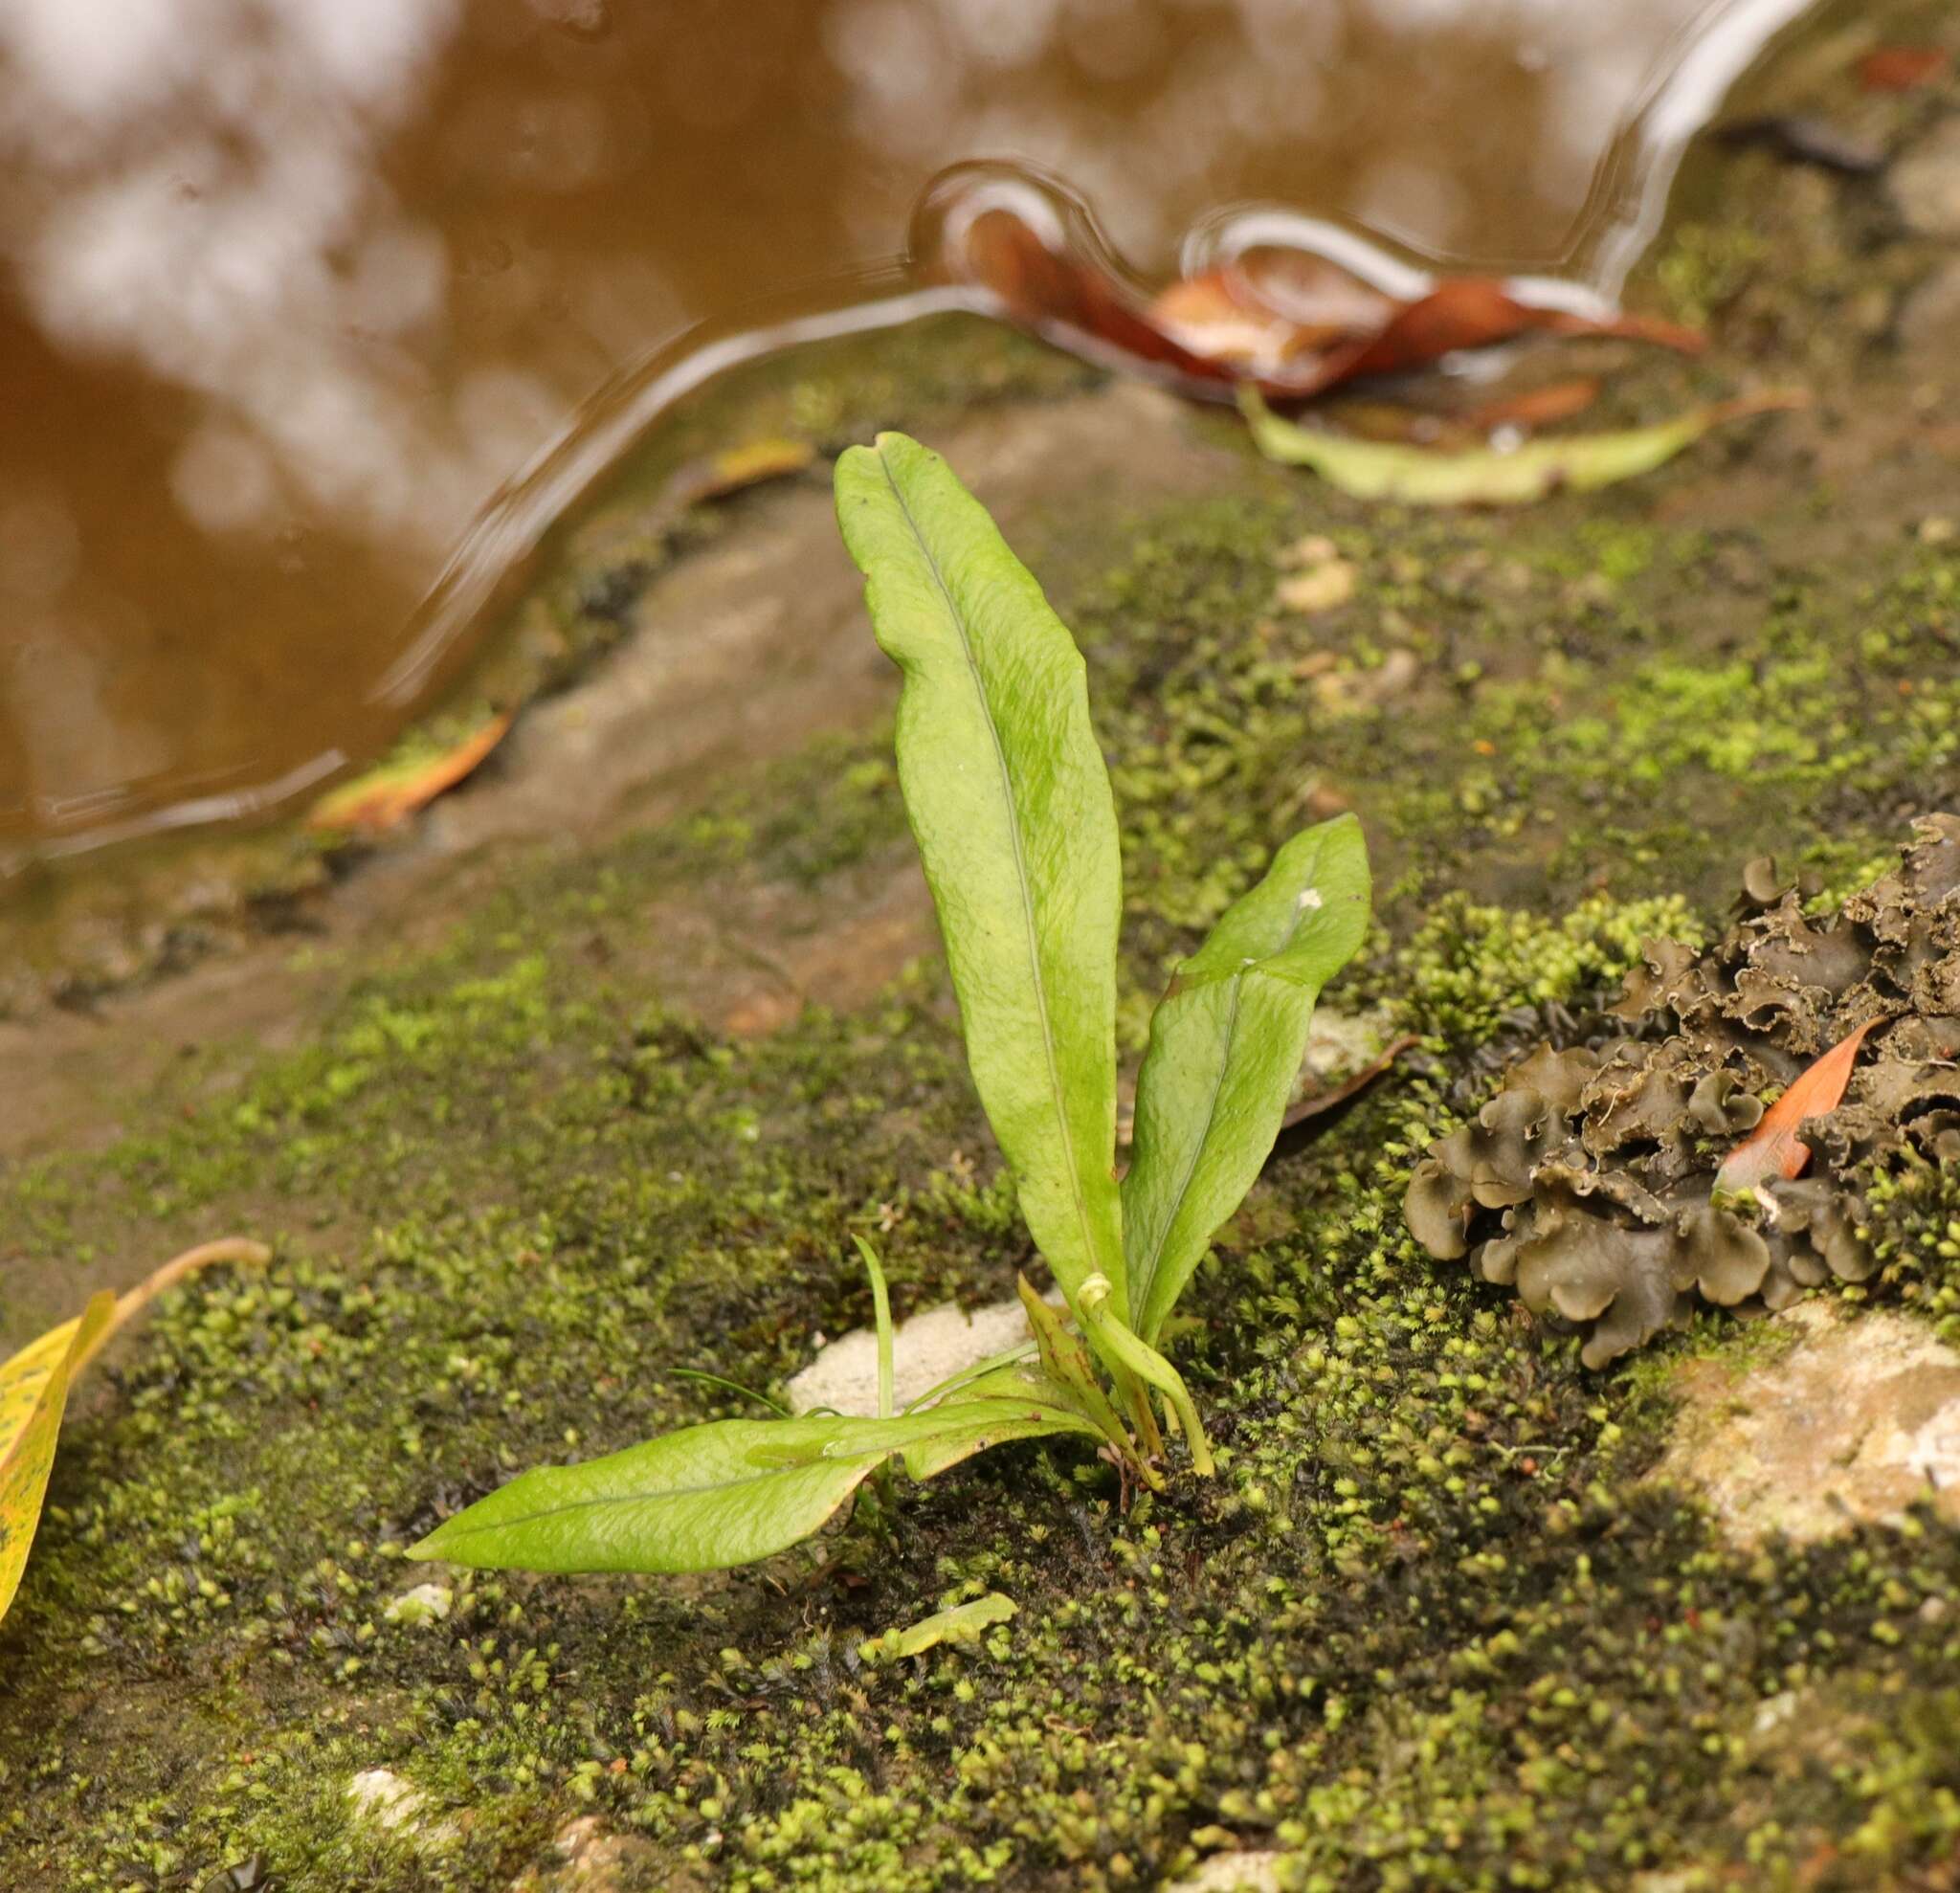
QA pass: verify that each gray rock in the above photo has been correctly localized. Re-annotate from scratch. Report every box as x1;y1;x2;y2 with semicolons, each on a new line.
1891;117;1960;237
1899;257;1960;355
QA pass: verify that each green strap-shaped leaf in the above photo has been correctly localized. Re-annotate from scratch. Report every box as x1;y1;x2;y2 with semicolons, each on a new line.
1124;814;1370;1346
1014;1276;1132;1454
859;1590;1016;1662
835;433;1127;1319
898;1369;1105;1480
412;1398;1099;1575
1077;1276;1214;1477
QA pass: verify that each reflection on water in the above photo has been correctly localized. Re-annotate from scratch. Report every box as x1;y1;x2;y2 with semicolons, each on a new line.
0;0;1817;871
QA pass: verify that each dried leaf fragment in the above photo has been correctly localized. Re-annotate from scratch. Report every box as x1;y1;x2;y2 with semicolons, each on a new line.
1859;46;1949;92
668;437;815;508
1714;1018;1879;1196
923;174;1703;406
309;712;514;835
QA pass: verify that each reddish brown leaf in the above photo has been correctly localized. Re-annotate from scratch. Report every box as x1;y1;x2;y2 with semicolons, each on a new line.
1714;1018;1878;1195
1859;45;1949;91
1279;1035;1419;1132
939;201;1703;405
308;711;514;835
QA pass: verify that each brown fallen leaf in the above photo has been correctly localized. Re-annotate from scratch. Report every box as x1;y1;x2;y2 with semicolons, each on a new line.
1714;1018;1879;1196
1297;276;1701;394
930;188;1702;405
1859;46;1949;92
308;711;514;835
1464;377;1603;434
1266;1035;1420;1169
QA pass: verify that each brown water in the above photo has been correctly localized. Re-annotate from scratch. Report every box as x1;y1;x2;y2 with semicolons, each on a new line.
0;0;1823;876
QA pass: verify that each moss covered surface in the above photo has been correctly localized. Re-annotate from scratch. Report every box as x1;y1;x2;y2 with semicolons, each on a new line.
10;77;1960;1887
5;449;1960;1887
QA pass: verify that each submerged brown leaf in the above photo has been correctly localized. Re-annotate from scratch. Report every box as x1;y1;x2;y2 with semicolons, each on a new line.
933;190;1702;406
1463;377;1603;434
1859;46;1949;91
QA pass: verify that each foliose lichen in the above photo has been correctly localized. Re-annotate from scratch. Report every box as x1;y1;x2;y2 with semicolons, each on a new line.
1407;815;1960;1365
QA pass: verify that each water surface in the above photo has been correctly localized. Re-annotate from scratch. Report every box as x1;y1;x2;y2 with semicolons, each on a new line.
0;0;1820;873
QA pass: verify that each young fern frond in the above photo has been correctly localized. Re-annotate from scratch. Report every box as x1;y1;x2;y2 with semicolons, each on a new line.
412;434;1370;1580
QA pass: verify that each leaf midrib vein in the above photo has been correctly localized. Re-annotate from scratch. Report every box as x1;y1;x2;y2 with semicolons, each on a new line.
878;451;1108;1297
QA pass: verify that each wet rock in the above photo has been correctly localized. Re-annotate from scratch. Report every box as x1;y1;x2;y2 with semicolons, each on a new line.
1891;115;1960;237
1406;816;1960;1365
1659;1302;1960;1546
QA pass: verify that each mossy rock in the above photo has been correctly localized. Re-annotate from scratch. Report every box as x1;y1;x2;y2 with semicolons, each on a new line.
9;68;1960;1888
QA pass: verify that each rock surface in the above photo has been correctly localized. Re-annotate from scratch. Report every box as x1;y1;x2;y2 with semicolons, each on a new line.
7;42;1960;1887
787;1293;1043;1417
1892;115;1960;237
1660;1301;1960;1546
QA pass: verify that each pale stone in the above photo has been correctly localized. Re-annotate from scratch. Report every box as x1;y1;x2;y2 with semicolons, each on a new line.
1899;259;1960;358
346;1768;463;1847
1275;558;1357;615
787;1292;1056;1417
1892;118;1960;236
510;1815;661;1890
1168;1850;1284;1892
1657;1302;1960;1546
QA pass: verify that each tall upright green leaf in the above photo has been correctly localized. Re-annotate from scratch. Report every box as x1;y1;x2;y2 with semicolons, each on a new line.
1124;814;1370;1345
835;433;1127;1317
413;1399;1100;1574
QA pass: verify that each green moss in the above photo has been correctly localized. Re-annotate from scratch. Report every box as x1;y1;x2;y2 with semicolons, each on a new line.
9;353;1960;1885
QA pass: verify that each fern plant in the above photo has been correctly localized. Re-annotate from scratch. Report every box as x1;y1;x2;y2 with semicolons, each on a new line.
412;434;1370;1577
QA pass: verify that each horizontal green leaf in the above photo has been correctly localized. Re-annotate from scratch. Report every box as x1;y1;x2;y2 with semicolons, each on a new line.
859;1591;1016;1662
1125;814;1370;1346
1240;387;1800;505
835;433;1127;1319
900;1368;1105;1480
413;1397;1100;1575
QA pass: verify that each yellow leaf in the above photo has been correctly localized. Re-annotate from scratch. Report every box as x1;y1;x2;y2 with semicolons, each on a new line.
0;1237;268;1627
1240;387;1806;505
0;1294;113;1625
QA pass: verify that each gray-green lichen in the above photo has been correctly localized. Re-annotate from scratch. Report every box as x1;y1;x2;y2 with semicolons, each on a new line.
1408;817;1960;1366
